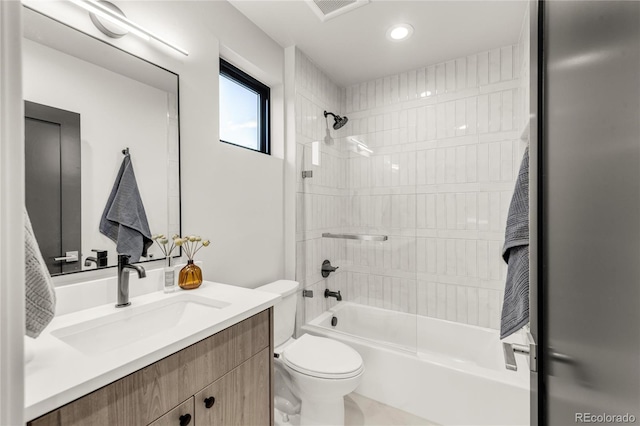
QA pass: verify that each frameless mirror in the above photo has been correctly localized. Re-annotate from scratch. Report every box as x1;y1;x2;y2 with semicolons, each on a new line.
22;7;181;276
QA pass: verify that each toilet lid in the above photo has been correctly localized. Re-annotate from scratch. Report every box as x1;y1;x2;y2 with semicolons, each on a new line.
282;334;364;379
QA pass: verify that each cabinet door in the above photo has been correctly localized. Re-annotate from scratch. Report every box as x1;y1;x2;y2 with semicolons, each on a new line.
194;348;270;426
148;397;194;426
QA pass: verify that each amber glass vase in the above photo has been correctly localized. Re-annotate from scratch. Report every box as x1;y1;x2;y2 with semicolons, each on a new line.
179;260;203;290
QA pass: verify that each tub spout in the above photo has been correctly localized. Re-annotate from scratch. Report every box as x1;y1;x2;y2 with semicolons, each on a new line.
324;289;342;301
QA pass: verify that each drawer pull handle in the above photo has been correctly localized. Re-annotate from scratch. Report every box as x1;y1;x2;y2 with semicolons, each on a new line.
179;413;191;426
204;396;216;408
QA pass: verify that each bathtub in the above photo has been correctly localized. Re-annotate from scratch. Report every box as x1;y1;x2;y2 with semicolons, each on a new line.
303;302;530;426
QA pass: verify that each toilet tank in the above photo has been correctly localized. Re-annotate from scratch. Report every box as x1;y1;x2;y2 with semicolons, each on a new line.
255;280;299;347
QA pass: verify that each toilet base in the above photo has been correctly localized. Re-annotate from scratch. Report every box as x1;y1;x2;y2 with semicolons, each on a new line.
299;396;345;426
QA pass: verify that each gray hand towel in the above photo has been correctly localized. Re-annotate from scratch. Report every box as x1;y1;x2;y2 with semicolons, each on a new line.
500;147;529;339
99;154;152;262
25;208;56;338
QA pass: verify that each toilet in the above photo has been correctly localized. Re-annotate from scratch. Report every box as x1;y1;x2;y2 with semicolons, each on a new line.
256;280;364;426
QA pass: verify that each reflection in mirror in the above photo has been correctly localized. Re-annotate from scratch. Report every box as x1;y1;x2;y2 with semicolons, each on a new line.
22;7;181;276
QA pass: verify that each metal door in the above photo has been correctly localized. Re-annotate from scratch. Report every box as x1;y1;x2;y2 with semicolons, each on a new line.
541;1;640;423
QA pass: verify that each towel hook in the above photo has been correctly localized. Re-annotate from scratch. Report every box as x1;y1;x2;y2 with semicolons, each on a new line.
122;147;129;155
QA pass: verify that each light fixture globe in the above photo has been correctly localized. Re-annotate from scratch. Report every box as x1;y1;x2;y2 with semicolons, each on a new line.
386;23;414;41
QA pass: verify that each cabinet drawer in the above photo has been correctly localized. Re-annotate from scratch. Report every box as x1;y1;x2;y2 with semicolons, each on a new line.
193;309;270;390
194;348;271;426
30;345;196;426
148;397;194;426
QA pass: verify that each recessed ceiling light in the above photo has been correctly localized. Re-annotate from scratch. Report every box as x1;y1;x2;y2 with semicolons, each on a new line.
387;23;414;41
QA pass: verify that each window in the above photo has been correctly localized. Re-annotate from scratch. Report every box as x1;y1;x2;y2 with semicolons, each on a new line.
219;58;270;154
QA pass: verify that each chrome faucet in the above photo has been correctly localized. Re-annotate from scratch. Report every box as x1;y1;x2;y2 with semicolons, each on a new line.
324;289;342;301
116;254;146;308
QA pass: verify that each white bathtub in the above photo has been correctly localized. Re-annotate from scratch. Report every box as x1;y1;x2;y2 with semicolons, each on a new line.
303;302;530;426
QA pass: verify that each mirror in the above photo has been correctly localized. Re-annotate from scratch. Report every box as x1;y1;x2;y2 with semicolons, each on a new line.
22;7;181;276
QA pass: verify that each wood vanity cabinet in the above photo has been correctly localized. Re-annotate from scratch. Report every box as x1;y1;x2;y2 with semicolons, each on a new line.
29;309;274;426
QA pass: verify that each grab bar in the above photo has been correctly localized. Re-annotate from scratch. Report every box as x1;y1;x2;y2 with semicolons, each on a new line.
322;233;388;241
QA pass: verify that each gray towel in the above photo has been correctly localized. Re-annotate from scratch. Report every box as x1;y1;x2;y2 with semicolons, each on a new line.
99;154;152;262
500;147;529;339
25;208;56;338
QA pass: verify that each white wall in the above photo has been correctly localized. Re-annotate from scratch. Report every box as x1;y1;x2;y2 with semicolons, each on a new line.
24;0;287;288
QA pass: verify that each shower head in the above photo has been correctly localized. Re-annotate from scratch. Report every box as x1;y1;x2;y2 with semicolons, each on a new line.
324;111;349;130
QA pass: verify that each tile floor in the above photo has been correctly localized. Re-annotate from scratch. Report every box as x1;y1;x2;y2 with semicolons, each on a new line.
345;393;439;426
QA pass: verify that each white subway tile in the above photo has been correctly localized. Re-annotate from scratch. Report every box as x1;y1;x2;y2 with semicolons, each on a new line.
367;80;376;107
501;140;514;181
478;52;489;85
359;82;368;110
456;193;466;230
445;60;456;92
466;192;477;230
455;99;466;136
488;142;501;181
478;289;490;327
446;193;456;229
478;240;488;279
436;63;446;95
478;94;489;133
456;58;467;91
407;69;417;100
446;101;456;138
489;92;502;133
467;55;478;88
467;287;479;325
502;90;514;131
466;145;478;183
500;46;513;81
466;98;477;135
399;72;408;101
445;147;456;184
436;148;446;184
466;240;477;277
426;65;436;97
390;74;399;104
417;68;426;97
436;194;446;230
446;239;456;276
437;283;447;319
426;106;437;140
478;143;489;182
436;103;447;139
375;78;383;107
383;76;391;105
456;145;466;183
427;282;437;317
446;284;457;321
426;149;436;184
489;192;501;231
457;287;468;323
436;238;447;275
489;48;501;83
426;194;436;229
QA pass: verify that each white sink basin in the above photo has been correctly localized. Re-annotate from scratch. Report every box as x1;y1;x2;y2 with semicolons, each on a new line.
51;294;230;355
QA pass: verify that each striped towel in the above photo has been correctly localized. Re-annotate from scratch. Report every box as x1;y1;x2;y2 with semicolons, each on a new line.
500;148;529;339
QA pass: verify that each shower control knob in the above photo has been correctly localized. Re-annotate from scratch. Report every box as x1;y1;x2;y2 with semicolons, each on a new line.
179;414;191;426
204;396;215;408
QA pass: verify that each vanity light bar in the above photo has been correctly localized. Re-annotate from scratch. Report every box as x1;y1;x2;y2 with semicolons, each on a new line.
68;0;189;56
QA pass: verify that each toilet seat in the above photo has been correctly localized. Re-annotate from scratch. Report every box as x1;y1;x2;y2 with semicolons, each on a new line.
282;334;364;379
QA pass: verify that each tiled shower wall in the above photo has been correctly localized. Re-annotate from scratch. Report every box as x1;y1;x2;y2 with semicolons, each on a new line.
295;41;529;331
294;49;348;332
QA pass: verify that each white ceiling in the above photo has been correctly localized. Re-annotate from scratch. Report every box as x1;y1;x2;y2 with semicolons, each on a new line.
229;0;528;87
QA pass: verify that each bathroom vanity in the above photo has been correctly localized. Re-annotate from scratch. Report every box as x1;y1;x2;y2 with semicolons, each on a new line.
24;280;279;426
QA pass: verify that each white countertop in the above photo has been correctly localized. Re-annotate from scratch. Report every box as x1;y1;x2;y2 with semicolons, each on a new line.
24;281;280;421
